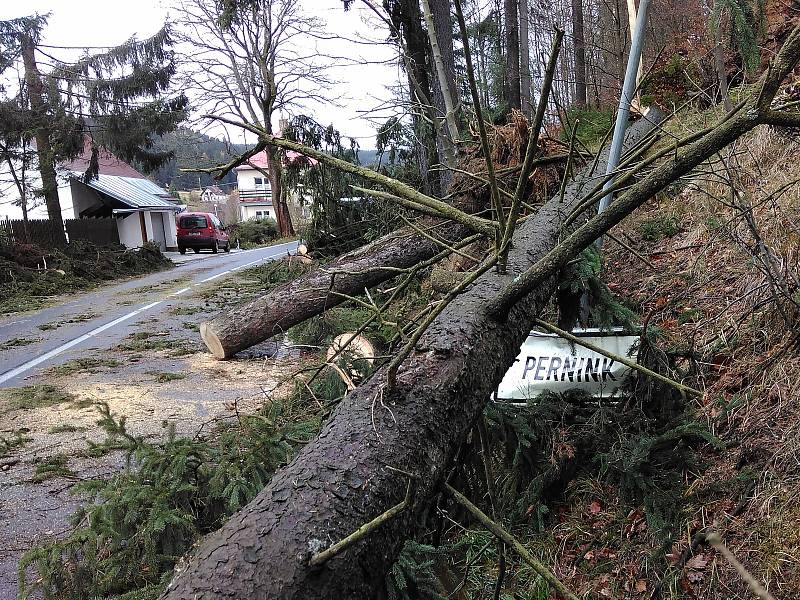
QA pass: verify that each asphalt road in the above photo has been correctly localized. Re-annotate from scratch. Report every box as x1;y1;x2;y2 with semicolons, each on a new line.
0;241;298;388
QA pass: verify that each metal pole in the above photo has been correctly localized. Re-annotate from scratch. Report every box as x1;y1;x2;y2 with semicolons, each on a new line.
595;0;651;250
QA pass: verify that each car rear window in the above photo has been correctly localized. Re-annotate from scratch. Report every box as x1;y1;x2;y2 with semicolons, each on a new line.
180;215;208;229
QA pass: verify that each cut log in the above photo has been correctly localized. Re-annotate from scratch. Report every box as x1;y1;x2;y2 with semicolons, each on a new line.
200;220;473;358
162;114;662;600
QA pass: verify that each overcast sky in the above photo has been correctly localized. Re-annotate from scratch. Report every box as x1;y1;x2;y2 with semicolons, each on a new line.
0;0;401;148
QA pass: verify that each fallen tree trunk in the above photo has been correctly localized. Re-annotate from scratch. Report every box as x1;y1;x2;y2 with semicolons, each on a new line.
163;114;661;599
162;30;800;595
200;220;474;358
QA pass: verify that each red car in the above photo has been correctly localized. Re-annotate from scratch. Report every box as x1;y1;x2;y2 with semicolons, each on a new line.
177;212;231;254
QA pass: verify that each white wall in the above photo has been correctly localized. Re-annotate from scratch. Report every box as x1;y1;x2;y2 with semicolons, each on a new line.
143;211;154;242
240;204;273;221
236;167;272;191
163;211;178;250
0;177;73;221
116;213;144;248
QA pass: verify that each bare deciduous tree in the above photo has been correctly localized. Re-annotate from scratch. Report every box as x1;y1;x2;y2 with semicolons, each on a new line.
175;0;336;236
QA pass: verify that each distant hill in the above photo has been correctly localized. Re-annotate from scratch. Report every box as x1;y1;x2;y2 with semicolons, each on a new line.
144;128;248;192
144;127;380;192
358;149;379;166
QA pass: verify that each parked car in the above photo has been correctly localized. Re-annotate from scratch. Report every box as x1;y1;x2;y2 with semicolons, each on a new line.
176;212;231;254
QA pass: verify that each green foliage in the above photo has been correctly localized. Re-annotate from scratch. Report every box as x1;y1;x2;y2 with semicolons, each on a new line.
387;540;451;600
289;305;392;348
47;424;85;434
147;127;245;189
228;217;279;248
374;117;423;187
481;381;719;545
282;115;400;257
0;241;172;315
0;429;30;458
18;399;322;599
597;420;722;539
712;0;761;72
246;257;312;290
47;358;121;375
562;106;615;149
558;245;638;329
639;214;681;241
640;53;706;109
32;454;75;482
149;372;186;383
484;391;594;522
1;16;186;184
0;384;75;415
0;336;37;351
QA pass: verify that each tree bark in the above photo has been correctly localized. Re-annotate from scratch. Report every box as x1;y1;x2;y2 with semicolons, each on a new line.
265;145;295;237
572;0;587;107
504;0;521;110
163;115;660;599
421;0;459;161
712;7;734;112
390;0;441;196
200;219;472;358
519;0;532;114
21;35;66;245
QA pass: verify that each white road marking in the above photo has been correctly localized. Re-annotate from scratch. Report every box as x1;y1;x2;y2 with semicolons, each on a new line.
0;244;297;385
0;301;164;385
200;272;227;283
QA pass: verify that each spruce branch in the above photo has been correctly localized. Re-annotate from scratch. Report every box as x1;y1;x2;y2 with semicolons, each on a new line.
446;483;579;600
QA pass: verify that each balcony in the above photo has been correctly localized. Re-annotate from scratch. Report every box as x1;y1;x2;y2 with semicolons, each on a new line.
239;188;273;203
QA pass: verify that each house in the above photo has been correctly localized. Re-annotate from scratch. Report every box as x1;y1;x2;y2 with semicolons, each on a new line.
59;142;180;251
235;153;274;221
201;185;228;204
1;141;181;251
235;150;315;222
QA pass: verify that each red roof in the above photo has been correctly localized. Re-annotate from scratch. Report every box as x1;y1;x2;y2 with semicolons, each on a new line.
59;138;147;179
235;150;318;171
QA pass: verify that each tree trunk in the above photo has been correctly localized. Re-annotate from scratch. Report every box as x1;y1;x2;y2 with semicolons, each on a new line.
21;35;66;245
421;0;459;166
162;115;660;599
712;8;734;112
519;0;532;114
572;0;587;107
201;219;472;358
504;0;521;110
265;145;294;237
390;0;441;196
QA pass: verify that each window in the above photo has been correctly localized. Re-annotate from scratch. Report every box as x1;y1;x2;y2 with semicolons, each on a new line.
255;211;263;218
254;177;264;187
179;215;207;229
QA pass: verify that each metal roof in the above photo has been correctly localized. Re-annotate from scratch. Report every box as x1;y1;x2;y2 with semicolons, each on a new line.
77;173;178;210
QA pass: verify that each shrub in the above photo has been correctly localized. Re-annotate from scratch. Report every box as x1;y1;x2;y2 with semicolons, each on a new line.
639;214;681;241
229;218;279;248
561;106;615;149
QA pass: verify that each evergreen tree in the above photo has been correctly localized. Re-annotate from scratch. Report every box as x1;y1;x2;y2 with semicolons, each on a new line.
0;15;187;243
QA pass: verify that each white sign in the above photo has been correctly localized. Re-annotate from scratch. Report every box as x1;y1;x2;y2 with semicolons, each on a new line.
496;329;639;401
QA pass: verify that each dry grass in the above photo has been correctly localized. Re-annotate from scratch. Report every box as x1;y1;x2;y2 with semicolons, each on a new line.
598;124;800;599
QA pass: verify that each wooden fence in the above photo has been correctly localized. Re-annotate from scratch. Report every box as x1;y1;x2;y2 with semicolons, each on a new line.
0;218;119;248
